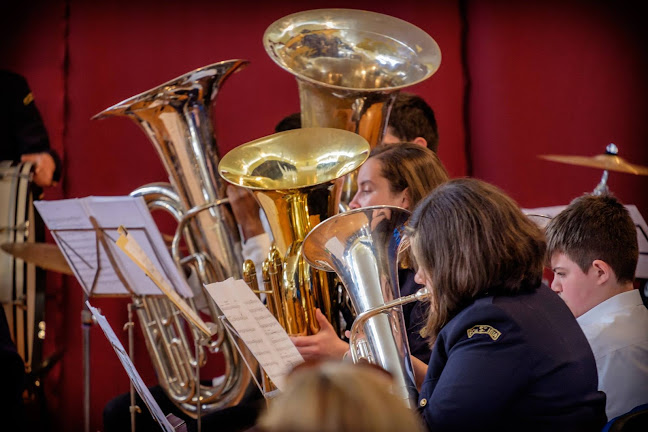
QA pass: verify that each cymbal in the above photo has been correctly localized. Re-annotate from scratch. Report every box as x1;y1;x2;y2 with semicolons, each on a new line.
538;153;648;175
0;242;73;275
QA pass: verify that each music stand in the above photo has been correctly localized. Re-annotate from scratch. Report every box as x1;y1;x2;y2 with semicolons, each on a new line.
115;226;214;432
86;301;187;432
34;196;195;432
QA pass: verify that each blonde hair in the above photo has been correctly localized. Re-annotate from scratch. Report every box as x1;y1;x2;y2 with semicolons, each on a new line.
257;361;425;432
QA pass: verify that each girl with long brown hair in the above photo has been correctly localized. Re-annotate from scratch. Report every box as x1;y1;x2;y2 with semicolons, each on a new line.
292;142;448;364
408;178;606;431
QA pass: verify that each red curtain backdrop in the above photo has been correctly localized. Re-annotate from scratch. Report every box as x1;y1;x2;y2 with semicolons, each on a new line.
2;1;646;431
467;0;648;210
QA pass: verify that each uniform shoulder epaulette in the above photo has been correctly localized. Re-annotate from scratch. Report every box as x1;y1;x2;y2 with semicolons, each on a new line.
467;324;501;341
23;92;34;106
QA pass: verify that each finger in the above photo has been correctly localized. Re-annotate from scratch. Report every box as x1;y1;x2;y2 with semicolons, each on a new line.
315;308;333;329
291;336;315;347
295;344;323;359
21;154;39;163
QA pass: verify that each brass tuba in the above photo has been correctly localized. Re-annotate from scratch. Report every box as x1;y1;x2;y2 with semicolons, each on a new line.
93;60;256;416
218;128;369;337
263;8;442;203
302;205;420;407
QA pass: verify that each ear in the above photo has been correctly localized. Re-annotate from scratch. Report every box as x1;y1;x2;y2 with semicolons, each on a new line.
412;137;427;148
591;259;612;285
400;187;411;209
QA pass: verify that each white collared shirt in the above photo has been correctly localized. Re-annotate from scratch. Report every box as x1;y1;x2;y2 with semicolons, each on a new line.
577;290;648;419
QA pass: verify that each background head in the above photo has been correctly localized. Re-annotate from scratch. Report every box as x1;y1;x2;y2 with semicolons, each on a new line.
257;360;425;432
275;112;302;132
383;92;439;152
545;194;638;317
349;142;449;210
408;178;546;342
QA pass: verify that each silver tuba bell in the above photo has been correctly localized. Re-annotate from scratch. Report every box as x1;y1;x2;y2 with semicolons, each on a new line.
302;205;420;407
263;8;442;203
93;60;256;416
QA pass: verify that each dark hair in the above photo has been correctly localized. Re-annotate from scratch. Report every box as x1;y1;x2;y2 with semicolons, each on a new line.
369;143;448;208
408;178;546;343
387;93;439;152
545;194;638;283
275;112;302;132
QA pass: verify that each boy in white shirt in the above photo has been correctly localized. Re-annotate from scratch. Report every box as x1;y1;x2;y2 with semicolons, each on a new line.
545;194;648;420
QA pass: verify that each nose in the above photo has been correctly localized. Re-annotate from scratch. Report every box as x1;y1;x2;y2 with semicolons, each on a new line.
414;269;426;286
550;277;561;293
349;192;360;210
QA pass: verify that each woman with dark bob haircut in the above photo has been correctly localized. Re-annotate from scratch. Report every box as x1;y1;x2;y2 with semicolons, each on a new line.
407;178;606;432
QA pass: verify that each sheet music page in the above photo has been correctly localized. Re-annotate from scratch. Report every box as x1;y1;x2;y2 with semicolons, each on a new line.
205;278;304;391
523;204;648;278
86;302;175;432
116;227;212;337
34;196;193;297
85;196;192;297
34;198;127;295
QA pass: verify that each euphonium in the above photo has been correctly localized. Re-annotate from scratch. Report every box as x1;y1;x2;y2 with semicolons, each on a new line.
219;128;369;337
263;8;441;203
93;61;256;416
302;205;420;408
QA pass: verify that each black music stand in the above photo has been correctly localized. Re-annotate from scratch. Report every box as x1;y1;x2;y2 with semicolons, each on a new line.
35;196;194;432
87;301;187;432
48;218;152;432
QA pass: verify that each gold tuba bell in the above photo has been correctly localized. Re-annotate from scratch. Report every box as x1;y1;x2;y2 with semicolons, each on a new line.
218;128;369;337
263;8;442;203
93;61;256;416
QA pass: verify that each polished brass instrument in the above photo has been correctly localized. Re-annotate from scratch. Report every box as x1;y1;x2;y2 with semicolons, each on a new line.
219;128;370;337
302;205;421;407
263;8;442;203
93;61;256;416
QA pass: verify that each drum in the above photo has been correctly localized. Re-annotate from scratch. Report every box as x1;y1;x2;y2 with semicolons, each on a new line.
0;160;45;373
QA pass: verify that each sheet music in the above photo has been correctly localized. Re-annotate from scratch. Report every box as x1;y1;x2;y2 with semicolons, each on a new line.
86;302;175;432
205;278;304;391
34;196;193;297
116;227;213;337
523;204;648;279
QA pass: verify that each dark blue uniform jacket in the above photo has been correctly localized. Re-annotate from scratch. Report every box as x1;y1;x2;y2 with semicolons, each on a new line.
418;283;607;432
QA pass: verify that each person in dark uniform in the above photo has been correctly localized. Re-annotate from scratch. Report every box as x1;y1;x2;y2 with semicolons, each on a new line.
291;143;449;364
0;70;61;431
0;70;62;188
0;299;27;431
407;178;607;432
